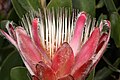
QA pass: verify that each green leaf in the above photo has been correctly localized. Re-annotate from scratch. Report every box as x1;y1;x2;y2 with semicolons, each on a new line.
113;58;120;67
103;0;120;48
110;12;120;48
0;50;23;80
103;56;120;73
11;0;27;19
0;20;10;48
7;8;19;23
96;0;104;9
28;0;41;10
0;20;10;30
11;0;40;19
94;58;120;80
10;67;30;80
103;0;117;14
72;0;95;17
0;45;15;65
86;69;95;80
94;67;112;80
17;0;34;11
47;0;72;10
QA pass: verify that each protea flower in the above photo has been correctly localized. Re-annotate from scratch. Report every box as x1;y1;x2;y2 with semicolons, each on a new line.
0;9;111;80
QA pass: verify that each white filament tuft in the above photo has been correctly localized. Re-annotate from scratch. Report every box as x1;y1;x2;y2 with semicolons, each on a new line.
21;8;96;59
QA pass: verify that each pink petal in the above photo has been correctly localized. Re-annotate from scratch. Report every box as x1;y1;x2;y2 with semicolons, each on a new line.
15;27;41;74
72;60;92;79
32;18;44;51
6;23;16;39
76;20;111;77
32;76;39;80
58;75;74;80
71;27;100;75
96;33;108;53
52;42;74;78
70;12;87;56
36;61;56;80
32;18;51;65
91;20;111;69
0;29;17;47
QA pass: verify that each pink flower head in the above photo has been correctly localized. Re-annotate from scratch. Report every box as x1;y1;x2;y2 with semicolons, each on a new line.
0;9;111;80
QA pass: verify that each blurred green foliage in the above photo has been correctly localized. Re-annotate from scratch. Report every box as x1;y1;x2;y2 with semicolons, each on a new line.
10;67;30;80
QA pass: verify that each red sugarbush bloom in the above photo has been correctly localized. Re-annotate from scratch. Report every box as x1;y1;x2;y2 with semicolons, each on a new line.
0;9;111;80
